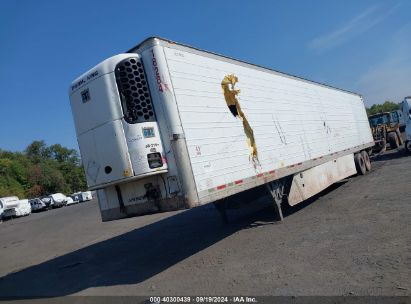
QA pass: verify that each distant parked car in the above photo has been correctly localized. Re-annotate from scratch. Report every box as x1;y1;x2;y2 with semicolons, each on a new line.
65;197;76;206
28;198;47;212
83;191;93;201
70;193;80;203
49;193;67;208
0;196;19;219
71;191;92;203
39;196;53;209
1;197;31;219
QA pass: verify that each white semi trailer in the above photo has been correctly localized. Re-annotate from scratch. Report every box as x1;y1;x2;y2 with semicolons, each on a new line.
69;37;374;222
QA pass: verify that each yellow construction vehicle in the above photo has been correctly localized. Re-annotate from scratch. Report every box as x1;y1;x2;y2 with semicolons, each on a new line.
368;112;403;153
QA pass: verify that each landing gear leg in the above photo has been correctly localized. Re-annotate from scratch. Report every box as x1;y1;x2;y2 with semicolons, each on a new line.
266;180;285;221
214;199;229;223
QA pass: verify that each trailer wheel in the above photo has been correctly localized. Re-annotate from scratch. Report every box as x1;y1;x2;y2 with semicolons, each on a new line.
388;132;399;149
361;150;371;171
397;130;404;146
380;139;387;152
354;153;367;175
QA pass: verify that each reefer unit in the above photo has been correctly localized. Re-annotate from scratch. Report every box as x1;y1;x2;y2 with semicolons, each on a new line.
69;37;374;221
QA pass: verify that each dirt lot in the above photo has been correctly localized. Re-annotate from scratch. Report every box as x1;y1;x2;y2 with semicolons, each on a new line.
0;149;410;297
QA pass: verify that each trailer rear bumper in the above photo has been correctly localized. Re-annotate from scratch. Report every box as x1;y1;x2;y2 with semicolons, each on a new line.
100;195;187;222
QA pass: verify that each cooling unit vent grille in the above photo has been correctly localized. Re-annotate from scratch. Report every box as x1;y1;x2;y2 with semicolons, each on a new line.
115;57;155;124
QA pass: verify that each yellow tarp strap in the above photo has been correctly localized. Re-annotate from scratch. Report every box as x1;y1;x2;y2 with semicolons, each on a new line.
221;74;258;162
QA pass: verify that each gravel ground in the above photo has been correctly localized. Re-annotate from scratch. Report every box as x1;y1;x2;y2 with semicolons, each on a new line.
0;149;410;297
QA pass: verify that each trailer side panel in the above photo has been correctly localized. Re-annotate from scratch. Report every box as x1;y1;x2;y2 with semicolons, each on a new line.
161;46;373;204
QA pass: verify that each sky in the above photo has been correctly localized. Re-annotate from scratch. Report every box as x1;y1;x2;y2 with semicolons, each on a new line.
0;0;410;152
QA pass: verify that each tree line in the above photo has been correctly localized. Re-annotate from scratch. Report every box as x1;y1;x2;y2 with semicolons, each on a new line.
366;101;400;116
0;140;87;199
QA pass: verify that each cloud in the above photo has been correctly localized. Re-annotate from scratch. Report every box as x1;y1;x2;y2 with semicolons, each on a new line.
308;4;399;53
355;23;411;106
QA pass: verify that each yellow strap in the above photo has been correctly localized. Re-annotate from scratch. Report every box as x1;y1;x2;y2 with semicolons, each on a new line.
221;74;258;160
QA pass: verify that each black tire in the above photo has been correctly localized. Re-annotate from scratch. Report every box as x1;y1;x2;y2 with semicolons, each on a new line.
397;130;404;146
388;132;399;149
373;139;386;153
354;153;367;175
361;150;371;171
381;138;387;151
406;140;411;153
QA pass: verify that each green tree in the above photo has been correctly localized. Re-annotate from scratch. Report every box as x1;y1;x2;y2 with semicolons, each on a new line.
49;144;79;164
366;101;399;116
0;158;27;197
38;160;70;194
25;140;51;163
0;141;87;198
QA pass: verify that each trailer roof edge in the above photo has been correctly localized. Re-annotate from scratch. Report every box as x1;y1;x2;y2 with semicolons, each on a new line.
127;36;362;99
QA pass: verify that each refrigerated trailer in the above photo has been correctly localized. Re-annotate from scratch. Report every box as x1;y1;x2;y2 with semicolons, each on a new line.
69;37;374;222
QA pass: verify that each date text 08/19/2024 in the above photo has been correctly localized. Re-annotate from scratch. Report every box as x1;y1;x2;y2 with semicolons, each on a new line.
149;296;257;303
